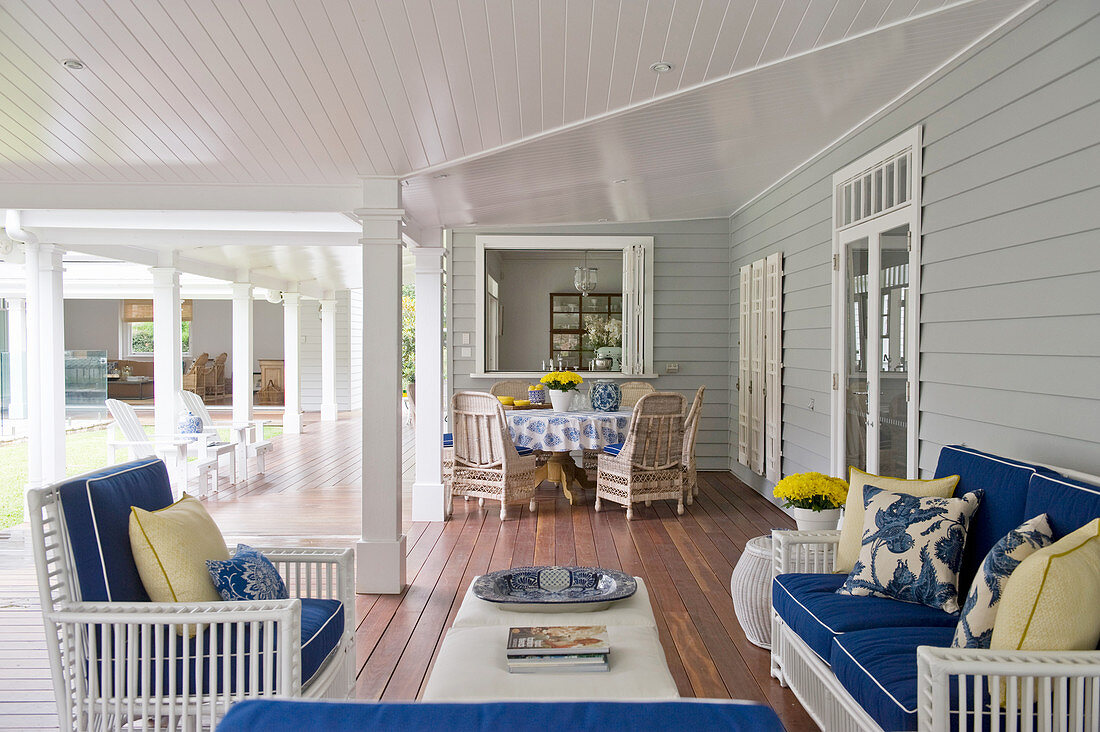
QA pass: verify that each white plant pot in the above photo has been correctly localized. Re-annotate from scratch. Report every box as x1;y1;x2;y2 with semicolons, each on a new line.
548;389;574;412
791;507;842;532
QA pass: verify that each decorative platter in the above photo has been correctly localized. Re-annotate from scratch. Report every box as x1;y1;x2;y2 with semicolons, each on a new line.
472;565;637;613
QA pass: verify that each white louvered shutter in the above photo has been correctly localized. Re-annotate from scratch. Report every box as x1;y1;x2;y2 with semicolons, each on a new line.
764;252;784;483
621;244;646;375
737;265;751;468
750;259;766;475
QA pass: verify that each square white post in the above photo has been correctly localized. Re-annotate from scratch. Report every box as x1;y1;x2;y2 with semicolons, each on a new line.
37;244;66;485
282;291;303;434
356;177;406;594
7;297;26;421
411;241;446;522
151;266;182;439
231;282;254;473
319;297;338;422
23;244;42;492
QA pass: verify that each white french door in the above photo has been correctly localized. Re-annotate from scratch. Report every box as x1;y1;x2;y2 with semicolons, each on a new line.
831;127;921;479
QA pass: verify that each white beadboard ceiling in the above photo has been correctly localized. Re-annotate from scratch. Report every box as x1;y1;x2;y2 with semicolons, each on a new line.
0;0;1037;284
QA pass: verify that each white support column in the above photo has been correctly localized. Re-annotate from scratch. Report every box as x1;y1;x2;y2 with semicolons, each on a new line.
231;282;254;431
282;291;303;434
355;178;406;594
37;245;66;485
151;265;182;439
410;242;446;522
23;244;42;493
319;297;338;422
7;297;27;421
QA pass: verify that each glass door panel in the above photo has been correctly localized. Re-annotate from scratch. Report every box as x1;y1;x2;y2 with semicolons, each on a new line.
878;226;909;478
846;239;869;473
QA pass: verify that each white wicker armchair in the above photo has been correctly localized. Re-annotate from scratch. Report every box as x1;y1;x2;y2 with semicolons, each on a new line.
450;391;542;520
682;386;705;505
583;381;656;471
28;459;355;732
594;392;685;520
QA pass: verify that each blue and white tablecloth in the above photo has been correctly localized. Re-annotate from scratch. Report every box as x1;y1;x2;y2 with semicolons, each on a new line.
507;410;631;452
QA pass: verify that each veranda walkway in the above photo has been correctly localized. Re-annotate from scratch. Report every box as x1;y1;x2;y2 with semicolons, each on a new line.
0;412;812;731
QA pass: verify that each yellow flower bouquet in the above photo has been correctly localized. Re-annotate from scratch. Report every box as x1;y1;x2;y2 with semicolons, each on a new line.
540;370;583;392
773;472;849;511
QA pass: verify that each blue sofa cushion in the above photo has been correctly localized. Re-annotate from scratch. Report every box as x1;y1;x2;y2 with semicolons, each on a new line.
830;626;955;731
934;445;1050;593
774;573;958;662
218;699;787;732
57;458;174;602
299;598;345;684
1024;473;1100;540
603;442;624;456
515;445;534;457
443;433;453;447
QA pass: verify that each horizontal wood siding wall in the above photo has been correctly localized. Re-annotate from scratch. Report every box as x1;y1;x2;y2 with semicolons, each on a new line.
448;219;732;470
728;0;1100;496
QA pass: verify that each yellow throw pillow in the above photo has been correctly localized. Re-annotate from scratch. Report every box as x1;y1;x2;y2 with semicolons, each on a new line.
129;493;230;603
834;468;960;572
991;519;1100;652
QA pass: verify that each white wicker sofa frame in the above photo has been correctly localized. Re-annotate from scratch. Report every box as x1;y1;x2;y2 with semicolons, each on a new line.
769;448;1100;732
28;459;355;732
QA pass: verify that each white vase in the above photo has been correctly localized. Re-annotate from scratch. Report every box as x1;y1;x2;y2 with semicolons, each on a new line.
548;388;573;412
791;507;842;532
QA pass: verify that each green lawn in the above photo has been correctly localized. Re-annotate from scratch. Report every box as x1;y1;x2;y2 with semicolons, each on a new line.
0;426;282;530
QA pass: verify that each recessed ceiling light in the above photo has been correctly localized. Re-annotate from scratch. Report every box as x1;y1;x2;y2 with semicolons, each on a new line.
650;61;674;73
62;58;85;70
434;173;449;180
612;178;628;184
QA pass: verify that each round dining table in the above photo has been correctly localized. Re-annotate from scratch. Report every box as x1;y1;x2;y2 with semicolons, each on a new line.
506;409;631;504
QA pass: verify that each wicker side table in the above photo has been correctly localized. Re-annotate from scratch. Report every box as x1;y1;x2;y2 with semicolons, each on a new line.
731;535;774;649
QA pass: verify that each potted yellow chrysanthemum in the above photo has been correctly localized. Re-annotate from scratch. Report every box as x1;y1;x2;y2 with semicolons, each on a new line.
773;472;849;531
540;370;583;412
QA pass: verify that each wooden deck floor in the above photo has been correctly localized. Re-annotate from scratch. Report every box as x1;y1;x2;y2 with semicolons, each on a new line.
0;412;814;731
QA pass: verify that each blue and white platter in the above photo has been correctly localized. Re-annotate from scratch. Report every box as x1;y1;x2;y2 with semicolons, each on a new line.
472;565;637;613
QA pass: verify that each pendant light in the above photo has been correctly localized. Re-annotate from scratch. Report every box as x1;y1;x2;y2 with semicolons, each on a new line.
574;250;598;297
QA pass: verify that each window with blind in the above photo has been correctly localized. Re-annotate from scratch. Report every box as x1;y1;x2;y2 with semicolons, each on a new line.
121;299;193;357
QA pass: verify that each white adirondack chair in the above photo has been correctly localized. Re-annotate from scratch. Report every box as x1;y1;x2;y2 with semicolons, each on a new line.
178;389;272;481
103;398;213;495
177;389;240;488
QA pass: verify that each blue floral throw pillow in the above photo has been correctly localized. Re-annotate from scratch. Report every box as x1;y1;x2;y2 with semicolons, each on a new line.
206;544;289;601
837;485;983;612
952;514;1053;649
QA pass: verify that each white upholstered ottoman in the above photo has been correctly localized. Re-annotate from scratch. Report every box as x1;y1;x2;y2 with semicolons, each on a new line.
423;576;679;702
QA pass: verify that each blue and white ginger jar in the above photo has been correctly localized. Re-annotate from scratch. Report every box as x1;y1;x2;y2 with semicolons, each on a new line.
178;412;203;436
589;380;622;412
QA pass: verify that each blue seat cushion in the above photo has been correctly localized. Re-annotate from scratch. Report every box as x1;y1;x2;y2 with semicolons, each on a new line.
830;626;955;731
773;573;958;662
57;458;174;602
298;598;345;684
443;433;453;447
603;442;624;456
1024;472;1100;540
515;445;534;457
218;699;787;732
935;445;1050;594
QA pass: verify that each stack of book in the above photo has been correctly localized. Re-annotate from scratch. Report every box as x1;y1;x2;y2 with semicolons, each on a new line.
506;625;610;673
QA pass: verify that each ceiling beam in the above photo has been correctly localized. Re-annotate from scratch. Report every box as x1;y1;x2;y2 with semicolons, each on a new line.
0;182;363;212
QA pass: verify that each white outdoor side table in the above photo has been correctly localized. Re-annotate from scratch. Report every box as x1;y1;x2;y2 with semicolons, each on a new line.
730;535;774;649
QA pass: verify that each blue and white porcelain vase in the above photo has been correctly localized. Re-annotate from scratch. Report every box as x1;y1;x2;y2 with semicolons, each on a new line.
178;411;203;436
589;380;622;412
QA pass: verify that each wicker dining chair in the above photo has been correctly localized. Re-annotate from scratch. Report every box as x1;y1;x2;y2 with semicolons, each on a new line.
682;386;705;505
595;392;686;519
582;380;657;471
489;379;531;401
181;352;209;396
450;391;540;520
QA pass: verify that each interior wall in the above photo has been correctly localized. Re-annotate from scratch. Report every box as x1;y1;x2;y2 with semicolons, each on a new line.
496;253;623;371
63;299;122;359
728;0;1100;499
449;219;731;471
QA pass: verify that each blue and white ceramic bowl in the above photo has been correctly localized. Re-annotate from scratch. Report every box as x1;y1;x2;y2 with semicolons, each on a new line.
473;565;637;612
589;380;622;412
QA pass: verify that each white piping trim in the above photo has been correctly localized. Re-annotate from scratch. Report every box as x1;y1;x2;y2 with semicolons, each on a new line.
831;636;916;714
1029;473;1100;496
301;601;342;651
942;445;1042;473
774;576;845;661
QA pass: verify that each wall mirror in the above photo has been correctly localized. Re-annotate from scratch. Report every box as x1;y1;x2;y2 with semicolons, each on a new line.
474;235;653;376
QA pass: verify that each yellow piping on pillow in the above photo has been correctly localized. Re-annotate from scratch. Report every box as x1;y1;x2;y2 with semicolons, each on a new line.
1016;522;1100;650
